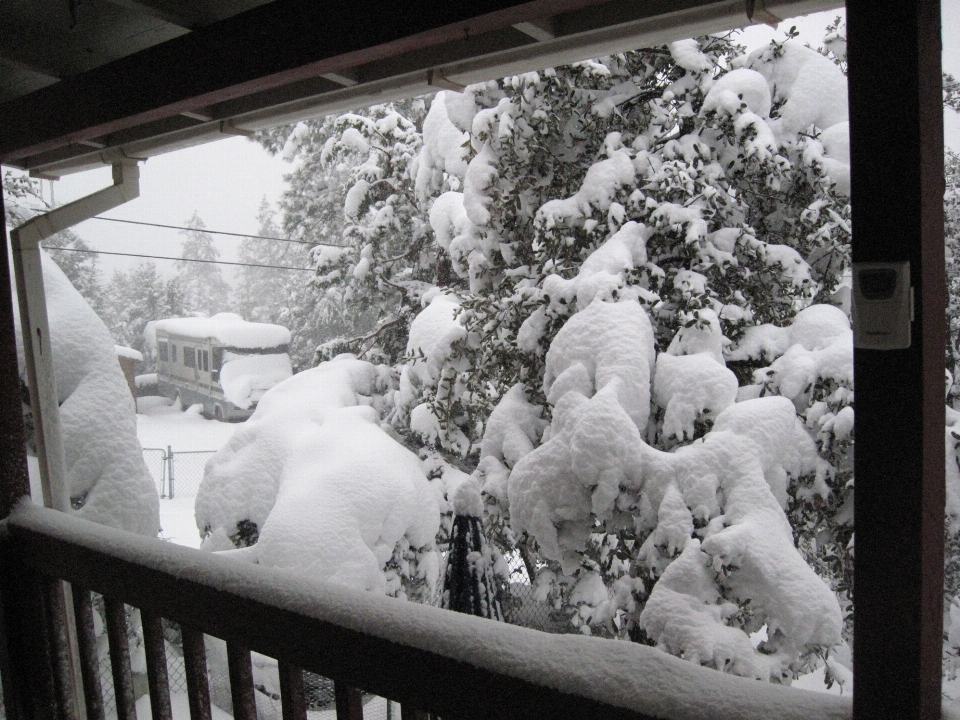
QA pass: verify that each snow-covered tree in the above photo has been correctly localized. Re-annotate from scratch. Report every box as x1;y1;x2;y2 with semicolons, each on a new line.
17;253;159;535
176;213;231;316
2;169;45;227
259;103;431;368
442;479;504;620
247;29;861;687
404;34;853;682
42;229;105;317
234;201;311;330
101;262;184;370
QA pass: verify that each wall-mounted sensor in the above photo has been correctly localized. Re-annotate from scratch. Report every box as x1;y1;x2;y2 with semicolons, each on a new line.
852;261;912;350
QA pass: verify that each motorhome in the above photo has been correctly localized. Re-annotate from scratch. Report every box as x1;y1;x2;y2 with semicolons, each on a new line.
151;313;292;421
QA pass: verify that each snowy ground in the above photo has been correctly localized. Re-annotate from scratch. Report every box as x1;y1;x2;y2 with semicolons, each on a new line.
137;397;239;548
137;397;239;452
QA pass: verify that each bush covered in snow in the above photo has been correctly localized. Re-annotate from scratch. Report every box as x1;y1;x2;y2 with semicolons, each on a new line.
17;253;159;536
196;356;441;599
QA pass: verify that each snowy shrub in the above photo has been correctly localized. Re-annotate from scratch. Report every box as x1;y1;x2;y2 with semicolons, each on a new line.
16;253;159;536
195;355;442;600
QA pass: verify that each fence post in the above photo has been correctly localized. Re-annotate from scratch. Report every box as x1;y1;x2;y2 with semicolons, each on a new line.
166;446;174;500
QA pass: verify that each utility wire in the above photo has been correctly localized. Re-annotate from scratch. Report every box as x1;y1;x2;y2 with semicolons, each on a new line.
44;245;316;272
87;216;347;249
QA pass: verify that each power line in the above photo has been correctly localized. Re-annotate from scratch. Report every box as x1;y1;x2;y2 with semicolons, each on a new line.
87;216;347;249
44;245;316;272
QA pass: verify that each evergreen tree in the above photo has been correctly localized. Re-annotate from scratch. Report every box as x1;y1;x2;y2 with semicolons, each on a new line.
1;169;45;227
259;102;430;369
102;262;185;370
42;229;105;317
234;200;310;326
176;213;231;316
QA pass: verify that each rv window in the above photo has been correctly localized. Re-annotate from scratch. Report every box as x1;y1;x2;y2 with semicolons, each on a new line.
184;347;196;368
171;344;177;363
158;342;168;362
212;347;223;372
201;350;209;372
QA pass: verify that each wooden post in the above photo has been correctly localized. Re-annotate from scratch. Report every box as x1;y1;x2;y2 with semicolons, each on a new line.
847;1;945;719
104;598;136;720
140;610;172;720
181;626;212;720
73;589;106;720
334;684;363;720
226;643;257;720
277;661;307;720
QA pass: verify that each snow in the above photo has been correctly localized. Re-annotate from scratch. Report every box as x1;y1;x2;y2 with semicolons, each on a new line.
219;353;293;409
543;298;656;433
135;373;158;388
8;504;853;720
463;140;499;227
452;477;483;517
537;141;636;229
702;68;772;118
136;398;239;547
137;397;238;452
415;91;471;202
479;383;546;469
728;304;851;368
504;290;840;678
404;292;466;388
195;356;441;595
19;252;159;536
115;345;144;362
744;42;848;145
669;39;713;74
151;313;290;349
343;179;370;218
653;352;737;442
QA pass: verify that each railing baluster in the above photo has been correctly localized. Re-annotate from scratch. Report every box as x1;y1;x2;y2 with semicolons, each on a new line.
226;642;257;720
72;587;105;720
334;683;363;720
277;661;307;720
42;578;79;720
180;626;212;720
141;611;172;720
400;706;428;720
104;597;137;720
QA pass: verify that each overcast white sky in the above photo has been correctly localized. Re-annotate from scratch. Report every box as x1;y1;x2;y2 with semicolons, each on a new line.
41;7;960;284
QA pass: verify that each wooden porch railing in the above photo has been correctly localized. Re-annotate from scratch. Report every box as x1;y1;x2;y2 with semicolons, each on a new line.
0;505;852;720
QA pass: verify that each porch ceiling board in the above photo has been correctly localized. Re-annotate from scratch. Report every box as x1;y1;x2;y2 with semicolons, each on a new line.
0;0;841;177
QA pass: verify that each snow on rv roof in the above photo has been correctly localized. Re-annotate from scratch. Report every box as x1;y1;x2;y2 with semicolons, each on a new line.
152;313;291;349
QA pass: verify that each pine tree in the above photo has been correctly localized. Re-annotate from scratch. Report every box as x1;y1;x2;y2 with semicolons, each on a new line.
176;213;231;316
43;229;105;317
102;262;185;370
234;200;310;326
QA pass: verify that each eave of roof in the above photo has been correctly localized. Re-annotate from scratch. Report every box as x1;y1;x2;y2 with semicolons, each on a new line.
0;0;841;178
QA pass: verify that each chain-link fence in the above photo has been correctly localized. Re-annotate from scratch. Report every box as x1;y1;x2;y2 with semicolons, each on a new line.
500;550;574;634
142;447;167;496
142;448;217;499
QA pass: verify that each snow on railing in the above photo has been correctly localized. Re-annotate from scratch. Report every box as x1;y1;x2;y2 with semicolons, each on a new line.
0;505;852;720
